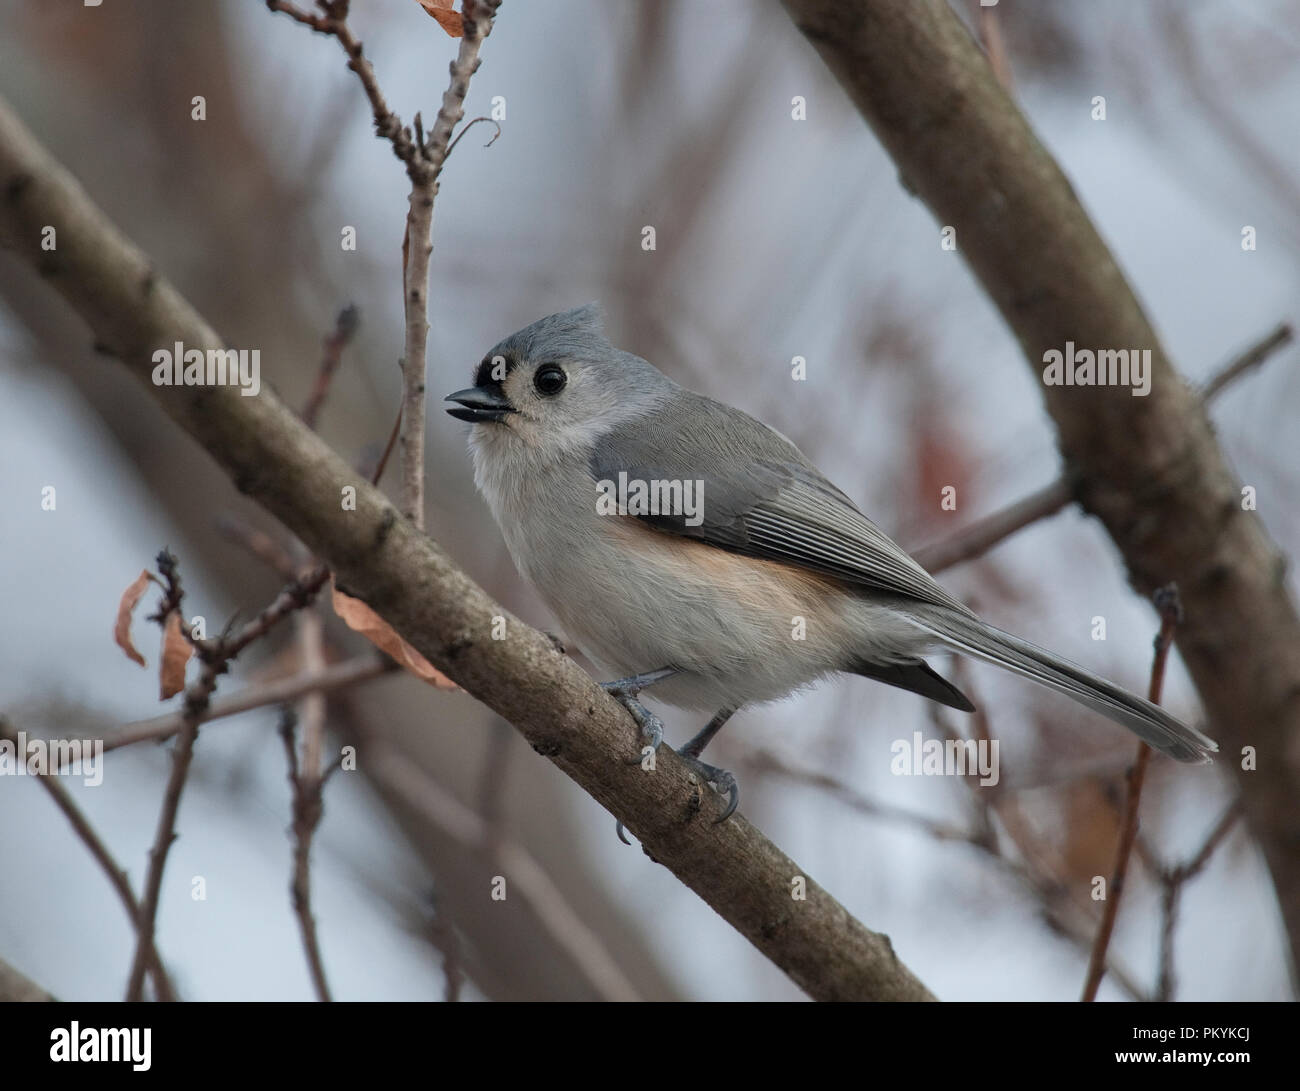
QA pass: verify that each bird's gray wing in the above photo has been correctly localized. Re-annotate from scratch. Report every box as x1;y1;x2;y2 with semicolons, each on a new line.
589;390;973;616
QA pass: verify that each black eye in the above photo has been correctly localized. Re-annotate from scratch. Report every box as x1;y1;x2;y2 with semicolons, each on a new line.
533;364;567;396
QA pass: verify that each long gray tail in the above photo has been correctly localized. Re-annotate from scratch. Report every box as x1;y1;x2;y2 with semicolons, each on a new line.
905;610;1217;763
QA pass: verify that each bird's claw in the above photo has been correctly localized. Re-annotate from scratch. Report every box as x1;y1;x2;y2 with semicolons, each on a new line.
679;754;740;823
600;682;664;760
614;751;738;846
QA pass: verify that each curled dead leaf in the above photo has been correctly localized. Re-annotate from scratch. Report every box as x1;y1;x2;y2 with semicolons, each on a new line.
114;569;152;667
159;612;194;700
416;0;464;37
331;580;458;690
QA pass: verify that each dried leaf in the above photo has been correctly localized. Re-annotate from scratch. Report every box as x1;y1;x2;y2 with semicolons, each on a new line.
159;612;193;700
114;570;152;667
331;581;458;690
416;0;464;37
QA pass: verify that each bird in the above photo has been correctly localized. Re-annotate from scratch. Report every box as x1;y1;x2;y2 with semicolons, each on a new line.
446;304;1217;821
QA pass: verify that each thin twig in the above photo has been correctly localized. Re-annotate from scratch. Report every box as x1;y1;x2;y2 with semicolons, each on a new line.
970;0;1014;93
748;748;987;845
747;728;1151;1000
360;726;642;1002
99;655;392;758
280;703;332;1001
1080;585;1182;1001
913;322;1295;574
265;1;420;169
215;514;300;580
1199;322;1293;400
301;303;359;429
398;2;502;529
271;0;501;531
124;662;212;1000
125;560;333;1000
0;719;175;1001
1154;800;1242;1001
429;903;465;1002
444;115;502;159
914;479;1071;574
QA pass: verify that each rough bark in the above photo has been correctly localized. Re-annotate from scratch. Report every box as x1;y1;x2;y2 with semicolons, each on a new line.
782;0;1300;971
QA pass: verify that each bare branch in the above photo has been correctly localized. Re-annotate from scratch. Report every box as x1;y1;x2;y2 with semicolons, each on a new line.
914;479;1071;575
272;0;501;531
100;655;392;758
781;3;1300;971
1199;321;1293;401
280;701;332;1001
1155;800;1242;1001
1081;586;1182;1001
0;957;54;1002
360;725;641;1003
300;303;359;429
914;322;1294;574
264;1;419;169
124;560;331;1000
0;719;174;1000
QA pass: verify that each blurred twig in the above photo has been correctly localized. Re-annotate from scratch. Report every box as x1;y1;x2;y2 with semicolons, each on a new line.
0;719;174;1001
300;303;359;429
361;726;644;1003
99;655;392;757
125;557;331;1000
280;701;332;1001
1154;800;1242;1001
915;321;1295;574
970;0;1015;92
1080;585;1181;1002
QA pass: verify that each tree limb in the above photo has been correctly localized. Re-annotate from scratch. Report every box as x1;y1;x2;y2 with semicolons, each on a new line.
781;0;1300;974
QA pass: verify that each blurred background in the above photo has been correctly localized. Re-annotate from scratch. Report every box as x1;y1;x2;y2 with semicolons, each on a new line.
1;0;1297;1000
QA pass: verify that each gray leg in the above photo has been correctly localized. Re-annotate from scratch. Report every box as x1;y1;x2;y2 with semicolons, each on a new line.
617;706;741;845
677;708;739;823
680;707;735;759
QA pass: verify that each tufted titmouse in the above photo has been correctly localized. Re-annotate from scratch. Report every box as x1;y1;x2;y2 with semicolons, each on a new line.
447;305;1216;818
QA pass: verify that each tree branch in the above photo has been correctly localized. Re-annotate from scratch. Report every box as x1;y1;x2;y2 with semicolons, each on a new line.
782;0;1300;973
0;957;54;1002
0;719;174;1000
913;322;1293;574
1081;585;1181;1001
123;557;329;1000
100;656;392;760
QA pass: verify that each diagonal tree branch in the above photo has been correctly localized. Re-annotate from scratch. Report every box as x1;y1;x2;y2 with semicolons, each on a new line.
0;94;932;1003
0;957;55;1002
0;719;174;1000
781;0;1300;975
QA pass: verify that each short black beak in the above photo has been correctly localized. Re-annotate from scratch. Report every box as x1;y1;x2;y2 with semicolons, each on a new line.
444;386;515;423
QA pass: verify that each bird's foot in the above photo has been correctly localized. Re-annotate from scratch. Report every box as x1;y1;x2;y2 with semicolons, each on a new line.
615;747;740;845
677;751;740;824
600;668;675;758
601;684;665;756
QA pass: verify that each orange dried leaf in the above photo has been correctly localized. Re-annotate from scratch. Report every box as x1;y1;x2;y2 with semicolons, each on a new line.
159;612;193;700
114;569;152;667
416;0;464;37
331;581;458;690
